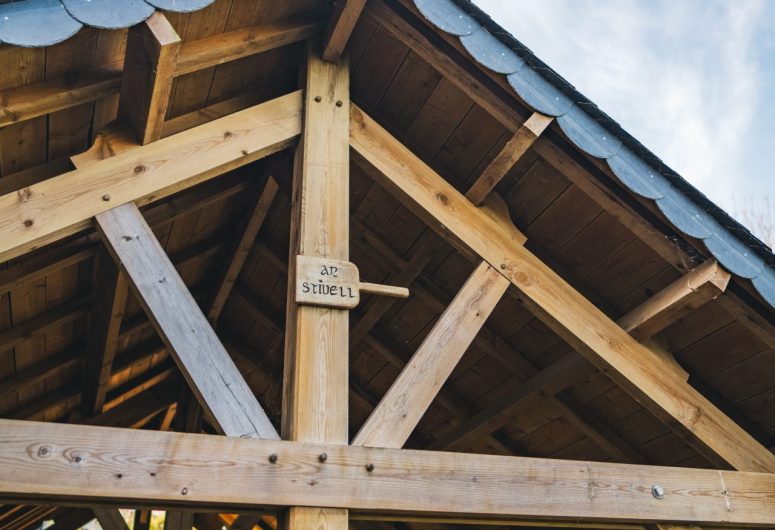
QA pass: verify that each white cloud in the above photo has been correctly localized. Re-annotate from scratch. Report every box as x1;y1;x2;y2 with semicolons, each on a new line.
474;0;766;211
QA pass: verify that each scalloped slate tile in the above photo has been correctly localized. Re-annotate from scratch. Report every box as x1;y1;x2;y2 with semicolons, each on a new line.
0;0;81;47
62;0;154;30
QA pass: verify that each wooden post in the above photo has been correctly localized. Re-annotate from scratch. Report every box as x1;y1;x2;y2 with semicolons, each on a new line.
282;44;350;530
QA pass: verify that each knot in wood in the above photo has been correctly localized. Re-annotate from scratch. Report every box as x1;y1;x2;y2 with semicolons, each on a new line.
434;192;449;206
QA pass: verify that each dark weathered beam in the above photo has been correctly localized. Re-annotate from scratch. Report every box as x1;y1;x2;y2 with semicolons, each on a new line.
322;0;367;62
208;175;279;325
0;296;88;354
0;65;120;130
96;203;277;440
1;421;775;526
0;90;302;263
82;249;130;415
350;102;775;473
119;12;181;145
94;509;130;530
174;18;321;76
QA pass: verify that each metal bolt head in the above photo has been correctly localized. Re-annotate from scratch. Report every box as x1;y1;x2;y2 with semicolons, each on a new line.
314;96;322;102
181;487;189;495
268;453;279;464
651;484;665;499
335;100;343;107
365;463;375;472
318;452;328;463
102;194;111;202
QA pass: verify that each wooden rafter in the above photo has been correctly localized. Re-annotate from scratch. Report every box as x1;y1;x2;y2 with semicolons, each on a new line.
1;420;775;526
353;261;509;448
282;44;350;530
322;0;367;62
349;102;775;473
0;90;302;263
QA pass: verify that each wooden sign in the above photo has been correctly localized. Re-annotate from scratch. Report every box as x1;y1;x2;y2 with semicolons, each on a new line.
295;255;361;309
295;255;410;309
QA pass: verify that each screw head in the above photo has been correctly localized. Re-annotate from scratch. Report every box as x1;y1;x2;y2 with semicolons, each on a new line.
318;452;328;463
365;463;375;472
102;194;111;201
335;100;343;107
268;453;279;464
314;96;322;102
651;484;665;499
181;487;189;495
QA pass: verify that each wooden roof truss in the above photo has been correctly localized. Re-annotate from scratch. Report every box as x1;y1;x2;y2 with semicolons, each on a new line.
0;2;774;530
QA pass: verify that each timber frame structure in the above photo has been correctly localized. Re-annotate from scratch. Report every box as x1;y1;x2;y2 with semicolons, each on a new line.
0;1;774;530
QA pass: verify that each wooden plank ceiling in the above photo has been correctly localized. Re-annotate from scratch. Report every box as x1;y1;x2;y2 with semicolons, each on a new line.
0;1;774;530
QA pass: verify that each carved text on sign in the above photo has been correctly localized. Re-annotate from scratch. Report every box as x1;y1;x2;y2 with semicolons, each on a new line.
295;255;360;309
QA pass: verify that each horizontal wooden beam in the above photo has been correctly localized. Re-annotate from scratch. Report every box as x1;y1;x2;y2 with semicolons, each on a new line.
618;259;731;341
0;90;302;264
1;420;774;526
174;18;321;76
0;64;121;130
349;103;775;474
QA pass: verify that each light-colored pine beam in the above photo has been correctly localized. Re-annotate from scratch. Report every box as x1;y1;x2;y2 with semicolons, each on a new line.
618;259;731;341
208;174;279;325
93;509;129;530
282;45;350;530
465;112;553;205
322;0;367;62
2;420;775;526
119;12;181;145
174;18;321;76
96;203;277;440
353;261;509;448
349;103;775;474
81;249;130;415
0;65;120;130
0;90;302;264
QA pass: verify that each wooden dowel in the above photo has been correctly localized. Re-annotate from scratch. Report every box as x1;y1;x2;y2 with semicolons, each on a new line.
359;282;409;298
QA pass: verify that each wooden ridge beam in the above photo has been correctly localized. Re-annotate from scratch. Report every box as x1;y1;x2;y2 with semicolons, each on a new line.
0;64;120;130
465;112;553;205
119;12;181;145
353;261;509;448
0;90;302;264
174;18;321;76
96;203;278;440
1;420;775;526
349;103;775;473
322;0;367;62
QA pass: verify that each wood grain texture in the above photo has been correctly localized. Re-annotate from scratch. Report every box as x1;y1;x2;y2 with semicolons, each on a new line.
0;64;120;129
0;90;302;263
282;45;351;530
96;203;277;440
353;261;509;448
465;112;553;205
119;12;181;145
618;259;731;341
1;420;774;526
349;103;775;473
322;0;367;62
174;18;321;76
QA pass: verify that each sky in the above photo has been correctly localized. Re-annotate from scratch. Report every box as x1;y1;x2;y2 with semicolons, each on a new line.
473;0;775;243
